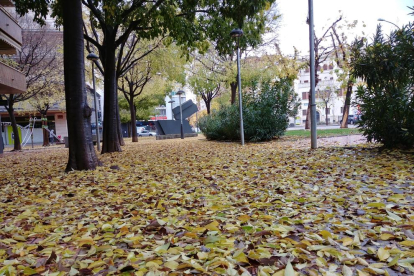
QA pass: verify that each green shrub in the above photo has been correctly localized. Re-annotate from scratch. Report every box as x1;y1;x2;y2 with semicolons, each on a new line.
199;79;298;142
355;85;414;148
351;24;414;149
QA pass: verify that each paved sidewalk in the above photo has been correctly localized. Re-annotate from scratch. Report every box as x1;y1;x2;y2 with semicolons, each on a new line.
287;124;358;130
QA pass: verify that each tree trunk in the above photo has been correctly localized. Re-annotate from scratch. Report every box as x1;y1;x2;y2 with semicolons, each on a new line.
63;0;99;171
6;103;21;151
230;81;237;105
42;113;49;147
101;32;123;153
304;102;311;129
130;99;138;142
325;105;329;125
206;99;211;114
340;80;353;128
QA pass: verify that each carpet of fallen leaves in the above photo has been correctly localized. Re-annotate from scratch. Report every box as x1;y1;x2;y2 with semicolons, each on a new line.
0;136;413;276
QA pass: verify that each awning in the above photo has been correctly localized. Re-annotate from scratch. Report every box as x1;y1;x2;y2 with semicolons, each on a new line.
0;31;20;54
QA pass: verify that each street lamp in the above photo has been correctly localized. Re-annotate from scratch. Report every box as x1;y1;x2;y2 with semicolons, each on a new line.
308;0;317;149
86;52;101;151
176;90;185;139
378;18;400;29
168;99;175;120
230;28;245;146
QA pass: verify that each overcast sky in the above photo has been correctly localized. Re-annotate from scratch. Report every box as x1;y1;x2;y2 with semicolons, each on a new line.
277;0;413;55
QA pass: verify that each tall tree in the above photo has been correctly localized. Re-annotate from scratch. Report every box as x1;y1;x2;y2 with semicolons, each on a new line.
62;0;99;170
0;16;62;150
80;0;276;153
189;54;223;114
304;16;342;129
330;20;364;129
316;86;337;125
13;0;100;171
117;39;186;142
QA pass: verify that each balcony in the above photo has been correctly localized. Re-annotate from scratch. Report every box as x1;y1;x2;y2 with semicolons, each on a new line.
0;0;14;7
0;61;26;94
0;6;22;54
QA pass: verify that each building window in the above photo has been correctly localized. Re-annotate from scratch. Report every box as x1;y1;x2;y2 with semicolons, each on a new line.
305;67;310;73
323;64;328;70
302;110;307;116
329;63;334;69
304;80;309;83
341;107;344;113
303;103;308;107
302;92;309;100
326;108;330;114
330;77;334;80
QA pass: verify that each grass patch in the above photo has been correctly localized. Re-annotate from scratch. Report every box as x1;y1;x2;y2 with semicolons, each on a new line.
285;128;362;138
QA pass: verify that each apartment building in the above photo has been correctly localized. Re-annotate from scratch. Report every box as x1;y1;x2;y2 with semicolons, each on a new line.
294;60;358;125
0;0;26;152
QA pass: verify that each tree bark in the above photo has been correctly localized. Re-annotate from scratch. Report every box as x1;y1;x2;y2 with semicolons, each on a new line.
6;102;21;151
325;104;329;125
230;81;237;105
101;31;123;153
340;80;353;128
130;96;138;142
206;99;211;114
63;0;99;171
304;100;311;130
41;113;49;147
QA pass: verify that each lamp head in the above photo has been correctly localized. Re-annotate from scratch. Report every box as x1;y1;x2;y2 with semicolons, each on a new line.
87;52;99;61
176;90;185;96
230;28;244;38
377;18;385;22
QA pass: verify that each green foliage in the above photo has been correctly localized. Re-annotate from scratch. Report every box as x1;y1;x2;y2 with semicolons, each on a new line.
351;24;414;149
199;79;299;142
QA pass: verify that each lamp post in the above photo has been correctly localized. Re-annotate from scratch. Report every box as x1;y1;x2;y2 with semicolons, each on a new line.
378;18;400;29
168;99;175;120
176;90;185;139
86;52;100;151
308;0;317;149
230;28;245;146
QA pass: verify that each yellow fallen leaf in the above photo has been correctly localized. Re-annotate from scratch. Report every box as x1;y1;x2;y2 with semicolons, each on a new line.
284;261;295;276
378;247;390;261
238;215;250;223
380;233;395;240
164;260;179;270
400;240;414;247
205;221;220;231
88;260;107;269
342;237;353;246
319;230;332;239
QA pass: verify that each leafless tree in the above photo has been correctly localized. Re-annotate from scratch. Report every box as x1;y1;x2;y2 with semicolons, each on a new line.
0;15;63;150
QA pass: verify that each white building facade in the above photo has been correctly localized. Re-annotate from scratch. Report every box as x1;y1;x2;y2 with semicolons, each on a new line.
294;60;358;125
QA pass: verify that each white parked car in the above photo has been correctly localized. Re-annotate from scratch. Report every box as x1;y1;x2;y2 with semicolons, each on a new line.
138;130;156;137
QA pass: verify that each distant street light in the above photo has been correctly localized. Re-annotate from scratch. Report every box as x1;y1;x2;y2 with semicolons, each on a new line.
168;99;175;120
378;18;400;29
230;28;245;146
176;90;185;139
86;52;100;151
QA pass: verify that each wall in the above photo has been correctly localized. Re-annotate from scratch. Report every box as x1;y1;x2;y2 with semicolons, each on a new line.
54;113;68;139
